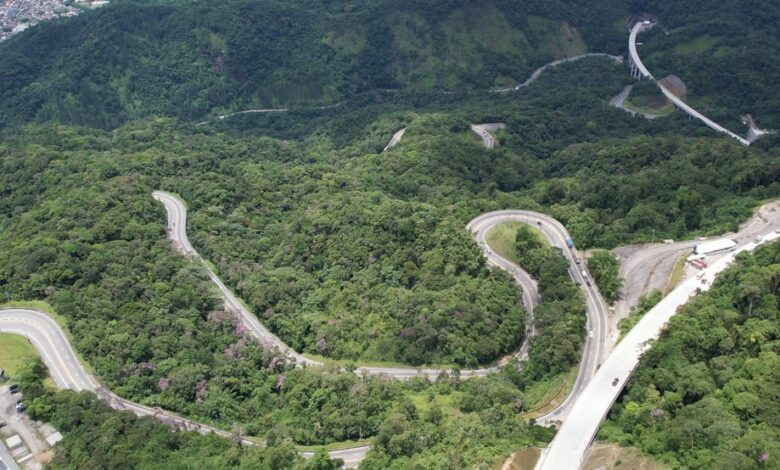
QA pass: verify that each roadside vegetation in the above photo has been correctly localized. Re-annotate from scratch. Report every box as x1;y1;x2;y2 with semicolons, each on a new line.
0;0;779;465
587;251;622;304
13;360;331;470
601;241;780;468
512;229;587;381
617;290;664;339
486;222;546;265
1;108;779;465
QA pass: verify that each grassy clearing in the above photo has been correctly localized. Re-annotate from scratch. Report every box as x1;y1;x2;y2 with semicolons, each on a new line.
673;35;719;55
521;366;577;419
583;442;666;470
485;222;547;265
408;390;463;416
663;255;687;294
500;447;543;470
0;333;55;388
624;98;676;117
0;333;39;379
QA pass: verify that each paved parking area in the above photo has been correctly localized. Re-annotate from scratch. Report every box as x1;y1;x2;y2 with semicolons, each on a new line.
0;385;57;470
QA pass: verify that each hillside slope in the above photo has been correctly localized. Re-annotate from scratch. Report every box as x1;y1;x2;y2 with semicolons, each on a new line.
638;0;780;129
0;0;628;131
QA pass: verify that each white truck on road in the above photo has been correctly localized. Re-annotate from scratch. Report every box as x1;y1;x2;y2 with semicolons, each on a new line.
693;238;737;256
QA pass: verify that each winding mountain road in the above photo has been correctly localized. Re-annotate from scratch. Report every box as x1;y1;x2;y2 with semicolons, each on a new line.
7;190;777;468
628;21;750;146
0;308;369;466
153;191;321;368
0;195;601;468
467;211;610;425
493;53;623;93
153;191;590;382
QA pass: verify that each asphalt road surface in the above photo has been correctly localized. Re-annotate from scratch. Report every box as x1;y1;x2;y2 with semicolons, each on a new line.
0;309;97;392
382;128;406;152
612;200;780;342
470;123;505;149
152;191;321;368
154;192;611;391
537;229;780;469
300;446;371;468
155;191;552;381
5;191;777;468
0;307;368;467
467;211;611;426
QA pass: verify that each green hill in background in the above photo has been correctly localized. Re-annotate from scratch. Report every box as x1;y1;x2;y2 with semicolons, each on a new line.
0;0;628;131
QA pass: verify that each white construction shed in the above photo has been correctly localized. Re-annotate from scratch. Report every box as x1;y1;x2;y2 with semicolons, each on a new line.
693;238;737;255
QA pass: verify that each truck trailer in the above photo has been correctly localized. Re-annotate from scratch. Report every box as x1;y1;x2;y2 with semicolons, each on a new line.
693;238;737;256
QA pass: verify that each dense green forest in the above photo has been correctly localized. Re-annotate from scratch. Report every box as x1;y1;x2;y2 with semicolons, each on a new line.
4;107;779;370
13;359;332;469
1;0;777;137
1;114;778;462
13;353;556;469
0;0;779;466
587;251;622;303
601;240;780;468
0;0;630;131
512;232;587;381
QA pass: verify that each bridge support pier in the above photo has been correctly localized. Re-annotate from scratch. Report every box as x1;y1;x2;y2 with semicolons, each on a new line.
627;55;640;80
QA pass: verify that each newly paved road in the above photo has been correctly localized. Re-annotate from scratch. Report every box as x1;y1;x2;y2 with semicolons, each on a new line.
383;128;406;152
537;229;780;469
628;21;750;146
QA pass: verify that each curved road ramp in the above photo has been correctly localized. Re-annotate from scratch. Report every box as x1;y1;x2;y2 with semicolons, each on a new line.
471;123;506;149
628;21;750;146
536;229;780;469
